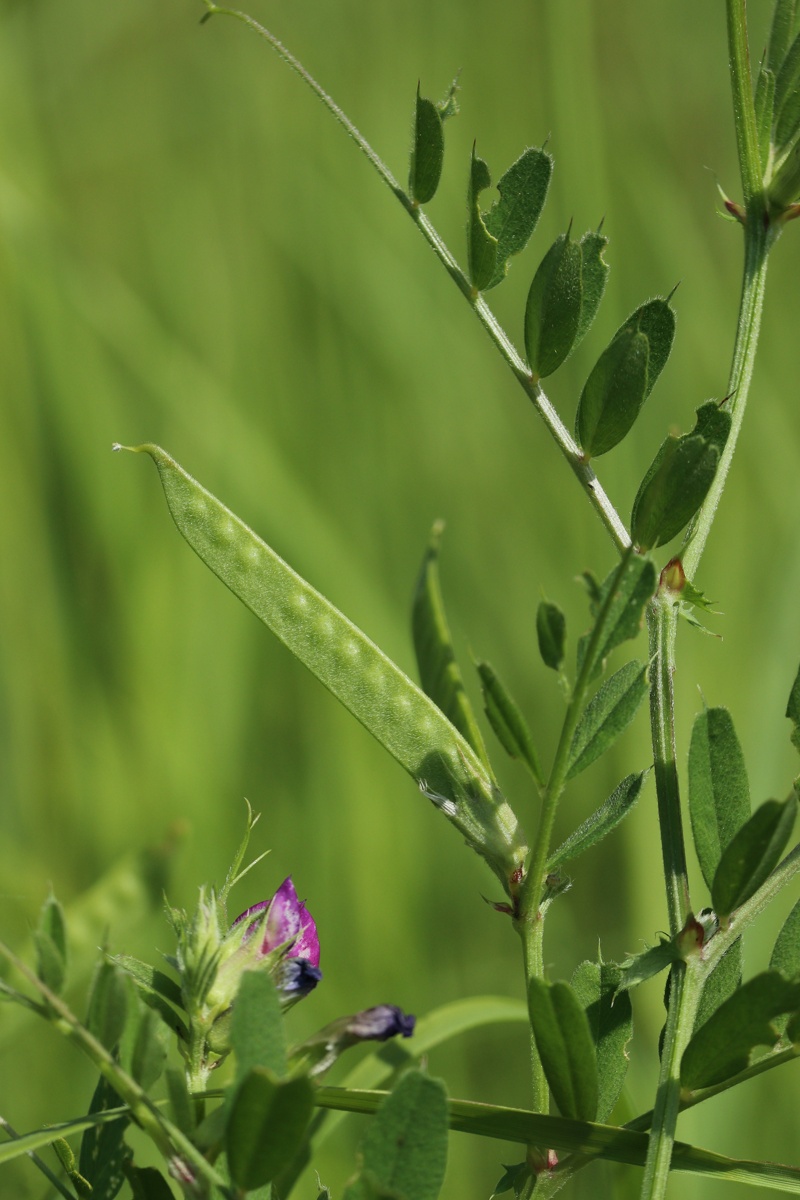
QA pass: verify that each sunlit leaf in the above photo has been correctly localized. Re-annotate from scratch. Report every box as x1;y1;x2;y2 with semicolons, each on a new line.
548;772;647;871
712;795;798;920
682;971;800;1089
694;938;743;1033
566;660;648;780
482;148;552;290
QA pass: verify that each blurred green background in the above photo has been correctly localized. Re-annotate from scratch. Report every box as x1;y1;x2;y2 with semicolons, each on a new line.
1;0;799;1195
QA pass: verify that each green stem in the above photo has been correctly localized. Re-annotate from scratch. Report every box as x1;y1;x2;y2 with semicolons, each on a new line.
514;547;634;1132
646;593;690;937
639;958;704;1200
639;11;780;1195
201;4;630;553
682;216;772;580
518;545;636;924
518;918;549;1119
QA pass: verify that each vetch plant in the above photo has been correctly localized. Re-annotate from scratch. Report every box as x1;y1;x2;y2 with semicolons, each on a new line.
3;0;800;1197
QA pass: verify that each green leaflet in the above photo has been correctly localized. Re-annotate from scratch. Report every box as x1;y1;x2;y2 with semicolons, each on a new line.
575;297;676;457
566;660;649;780
78;1076;131;1200
524;231;584;378
536;599;566;672
409;76;459;205
575;229;610;346
467;149;498;291
409;88;445;205
34;892;67;997
230;971;287;1081
712;795;798;921
122;445;527;890
786;661;800;753
774;31;800;131
631;401;731;550
575;555;656;683
85;960;130;1053
527;979;598;1122
357;1071;448;1200
165;1066;196;1137
755;66;777;171
412;522;492;772
768;0;798;76
681;971;800;1090
571;960;632;1123
694;938;743;1034
475;659;544;787
770;898;800;1036
119;1002;168;1091
771;897;800;979
524;226;609;379
467;146;552;292
616;938;681;994
226;1068;315;1190
547;772;647;871
126;1166;176;1200
688;706;751;893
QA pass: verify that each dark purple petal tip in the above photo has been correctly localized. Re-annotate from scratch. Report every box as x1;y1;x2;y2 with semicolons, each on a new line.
274;957;323;1001
346;1005;416;1042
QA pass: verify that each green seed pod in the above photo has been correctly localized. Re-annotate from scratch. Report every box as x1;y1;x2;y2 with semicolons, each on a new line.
118;444;528;892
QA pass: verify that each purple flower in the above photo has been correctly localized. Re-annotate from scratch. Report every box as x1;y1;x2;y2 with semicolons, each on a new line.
232;876;320;968
345;1005;416;1042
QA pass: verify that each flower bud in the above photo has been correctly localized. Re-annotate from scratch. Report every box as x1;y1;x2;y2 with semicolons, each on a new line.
289;1005;416;1078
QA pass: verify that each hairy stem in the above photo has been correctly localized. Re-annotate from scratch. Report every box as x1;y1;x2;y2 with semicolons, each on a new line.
639;958;704;1200
641;7;779;1197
